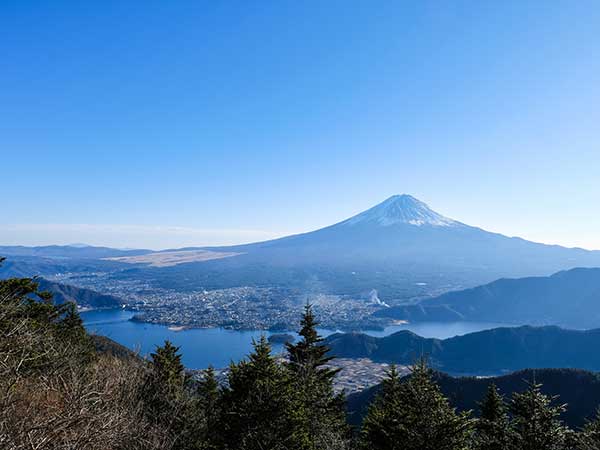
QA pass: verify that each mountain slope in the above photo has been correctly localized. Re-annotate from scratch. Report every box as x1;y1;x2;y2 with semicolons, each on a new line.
216;195;595;268
326;325;600;374
375;267;600;328
139;195;600;299
91;335;140;360
36;279;123;309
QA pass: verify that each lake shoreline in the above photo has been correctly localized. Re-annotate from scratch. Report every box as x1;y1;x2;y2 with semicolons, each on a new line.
81;308;516;370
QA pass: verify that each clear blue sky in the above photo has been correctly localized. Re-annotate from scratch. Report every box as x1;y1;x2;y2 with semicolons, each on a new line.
2;1;599;250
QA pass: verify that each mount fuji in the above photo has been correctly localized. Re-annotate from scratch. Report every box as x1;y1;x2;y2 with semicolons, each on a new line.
141;195;600;300
218;194;597;266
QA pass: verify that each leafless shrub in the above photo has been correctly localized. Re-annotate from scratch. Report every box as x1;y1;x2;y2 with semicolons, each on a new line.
1;351;175;450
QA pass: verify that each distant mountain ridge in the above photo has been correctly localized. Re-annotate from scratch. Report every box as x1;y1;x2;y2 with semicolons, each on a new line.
0;244;151;259
375;267;600;328
325;325;600;375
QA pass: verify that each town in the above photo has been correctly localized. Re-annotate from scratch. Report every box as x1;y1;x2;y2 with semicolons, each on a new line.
48;270;391;331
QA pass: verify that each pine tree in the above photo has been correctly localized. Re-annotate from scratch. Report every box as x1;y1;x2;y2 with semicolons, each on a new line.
286;303;339;382
57;300;91;346
198;366;219;417
361;359;473;450
195;366;221;449
286;303;348;449
150;340;186;392
145;340;192;449
359;364;403;449
575;408;600;450
474;383;513;450
220;336;302;450
510;381;569;450
0;266;93;376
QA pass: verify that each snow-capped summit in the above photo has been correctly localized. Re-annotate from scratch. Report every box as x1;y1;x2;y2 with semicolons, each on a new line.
343;194;459;227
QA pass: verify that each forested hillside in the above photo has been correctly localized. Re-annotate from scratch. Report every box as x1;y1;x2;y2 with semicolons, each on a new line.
377;267;600;328
36;278;123;308
326;326;600;374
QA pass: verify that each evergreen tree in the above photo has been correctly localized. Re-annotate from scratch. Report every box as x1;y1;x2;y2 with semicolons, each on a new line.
57;300;90;343
361;359;472;450
510;381;569;450
474;383;513;450
195;366;221;449
286;303;348;449
576;408;600;450
198;366;219;418
145;340;192;449
150;340;187;392
0;265;93;376
359;364;403;449
220;336;302;450
286;303;339;382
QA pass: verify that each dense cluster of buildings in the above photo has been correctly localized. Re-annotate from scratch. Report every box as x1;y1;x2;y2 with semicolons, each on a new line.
49;271;389;331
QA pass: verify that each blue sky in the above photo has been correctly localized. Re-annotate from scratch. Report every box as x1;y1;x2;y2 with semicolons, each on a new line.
1;1;599;250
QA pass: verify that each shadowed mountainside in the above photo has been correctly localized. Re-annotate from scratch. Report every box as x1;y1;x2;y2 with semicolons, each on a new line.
35;278;123;309
326;325;600;374
375;267;600;328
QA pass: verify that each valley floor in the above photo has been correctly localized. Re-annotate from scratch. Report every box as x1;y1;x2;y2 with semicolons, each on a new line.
197;358;406;395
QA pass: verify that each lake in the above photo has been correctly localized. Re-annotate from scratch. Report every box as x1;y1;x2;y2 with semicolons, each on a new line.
81;309;513;369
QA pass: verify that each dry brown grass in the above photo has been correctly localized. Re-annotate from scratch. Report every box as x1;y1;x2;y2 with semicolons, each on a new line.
106;249;241;267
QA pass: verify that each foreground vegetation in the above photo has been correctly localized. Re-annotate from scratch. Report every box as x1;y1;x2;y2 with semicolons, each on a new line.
3;258;600;449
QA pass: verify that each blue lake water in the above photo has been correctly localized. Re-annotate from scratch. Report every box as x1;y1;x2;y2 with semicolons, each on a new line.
81;309;513;369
